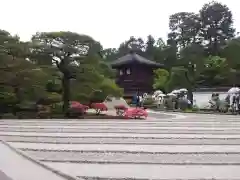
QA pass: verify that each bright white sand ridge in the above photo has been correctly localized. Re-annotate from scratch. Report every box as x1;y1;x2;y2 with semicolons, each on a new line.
3;131;240;138
44;163;240;180
4;125;240;130
9;143;240;153
1;111;240;179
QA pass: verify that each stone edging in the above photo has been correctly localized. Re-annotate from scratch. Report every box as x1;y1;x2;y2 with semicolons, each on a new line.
0;140;80;180
151;109;239;116
182;111;239;116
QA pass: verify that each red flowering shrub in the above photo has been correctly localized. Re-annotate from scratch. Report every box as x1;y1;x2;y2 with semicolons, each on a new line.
124;107;148;119
91;103;108;115
68;101;89;117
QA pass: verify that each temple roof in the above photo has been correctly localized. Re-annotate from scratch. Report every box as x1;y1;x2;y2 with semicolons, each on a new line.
111;52;163;68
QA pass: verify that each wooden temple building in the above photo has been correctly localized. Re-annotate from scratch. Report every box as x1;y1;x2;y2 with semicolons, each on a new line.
111;51;164;98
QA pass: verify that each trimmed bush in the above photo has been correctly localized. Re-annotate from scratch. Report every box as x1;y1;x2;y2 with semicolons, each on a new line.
67;107;84;118
90;90;105;103
143;97;155;106
165;98;175;110
178;99;188;110
0;113;17;119
37;104;51;118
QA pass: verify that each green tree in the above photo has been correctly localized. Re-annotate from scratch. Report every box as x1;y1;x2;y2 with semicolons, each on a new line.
221;37;240;86
31;31;100;115
200;1;235;55
102;48;118;61
0;30;48;105
162;40;178;71
153;69;170;93
171;43;205;103
152;38;168;64
168;12;201;49
118;36;145;56
221;37;240;69
198;56;228;86
145;35;156;60
71;55;122;104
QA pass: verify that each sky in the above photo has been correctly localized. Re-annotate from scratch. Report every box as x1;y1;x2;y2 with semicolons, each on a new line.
2;0;240;48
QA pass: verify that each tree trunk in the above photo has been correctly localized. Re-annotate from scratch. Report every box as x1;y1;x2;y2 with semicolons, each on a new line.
213;37;218;56
62;75;70;116
187;89;193;105
14;86;21;104
184;72;194;105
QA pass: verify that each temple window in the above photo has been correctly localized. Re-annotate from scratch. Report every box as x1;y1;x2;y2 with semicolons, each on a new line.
126;68;131;75
119;69;123;75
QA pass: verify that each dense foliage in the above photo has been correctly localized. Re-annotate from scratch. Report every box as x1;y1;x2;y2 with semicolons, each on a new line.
102;1;240;101
0;31;123;116
0;1;239;114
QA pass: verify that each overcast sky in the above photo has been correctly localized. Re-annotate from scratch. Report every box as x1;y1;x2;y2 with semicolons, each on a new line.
2;0;239;48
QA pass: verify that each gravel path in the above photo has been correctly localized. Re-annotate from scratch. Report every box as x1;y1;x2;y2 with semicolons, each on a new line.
3;136;240;145
23;149;240;164
10;143;240;152
1;111;240;179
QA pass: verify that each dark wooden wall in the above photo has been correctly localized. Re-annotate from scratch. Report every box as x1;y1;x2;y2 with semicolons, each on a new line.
114;64;156;96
